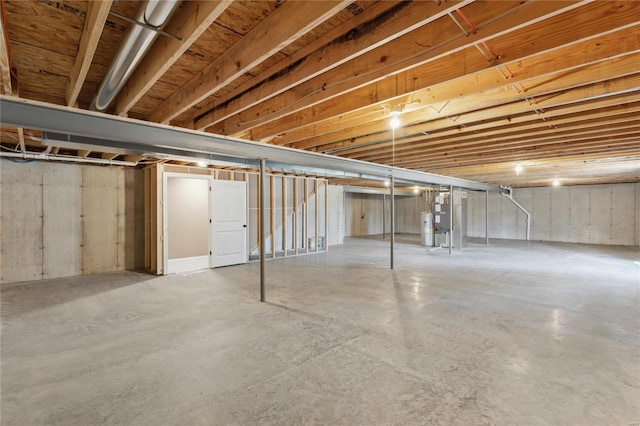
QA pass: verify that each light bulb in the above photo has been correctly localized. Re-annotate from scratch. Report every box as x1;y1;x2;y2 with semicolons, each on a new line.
197;161;207;167
390;116;401;129
552;179;561;187
515;164;523;175
384;180;390;187
413;186;420;194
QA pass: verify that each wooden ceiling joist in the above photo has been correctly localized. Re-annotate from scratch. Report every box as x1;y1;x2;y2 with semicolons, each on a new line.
233;2;639;143
66;0;112;107
115;0;233;115
149;0;352;124
327;93;640;158
284;27;640;149
192;0;474;131
0;12;11;95
190;0;404;127
207;0;599;138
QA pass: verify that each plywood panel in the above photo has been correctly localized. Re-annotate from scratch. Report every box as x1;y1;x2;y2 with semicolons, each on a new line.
550;187;571;243
82;166;118;274
124;168;145;270
0;160;43;283
42;163;82;279
588;185;612;245
569;186;590;243
610;183;635;246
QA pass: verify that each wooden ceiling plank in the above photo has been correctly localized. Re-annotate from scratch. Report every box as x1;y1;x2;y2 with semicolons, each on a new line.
234;2;639;141
149;0;352;124
208;0;601;136
66;0;113;107
115;0;233;115
0;14;11;94
192;0;473;130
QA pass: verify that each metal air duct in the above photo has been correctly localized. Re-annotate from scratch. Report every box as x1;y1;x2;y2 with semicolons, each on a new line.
90;0;179;111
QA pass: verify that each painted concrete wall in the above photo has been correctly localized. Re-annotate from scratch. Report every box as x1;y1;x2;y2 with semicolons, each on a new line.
0;160;145;284
345;192;425;237
467;183;639;246
327;185;345;246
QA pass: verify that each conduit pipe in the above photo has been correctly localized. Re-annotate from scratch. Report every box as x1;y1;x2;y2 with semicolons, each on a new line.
500;186;531;240
90;0;179;111
0;151;138;166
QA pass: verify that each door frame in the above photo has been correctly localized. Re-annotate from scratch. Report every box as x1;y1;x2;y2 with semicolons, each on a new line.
162;172;213;275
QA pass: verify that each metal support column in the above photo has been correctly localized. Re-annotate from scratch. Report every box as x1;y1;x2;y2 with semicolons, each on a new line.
449;185;453;254
259;159;266;302
485;190;489;245
390;175;395;269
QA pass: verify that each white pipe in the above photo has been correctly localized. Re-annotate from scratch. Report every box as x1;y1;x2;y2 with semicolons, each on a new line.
0;152;138;166
501;188;531;240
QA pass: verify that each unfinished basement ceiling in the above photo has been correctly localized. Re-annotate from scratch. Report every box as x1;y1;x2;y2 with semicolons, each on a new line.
1;0;638;187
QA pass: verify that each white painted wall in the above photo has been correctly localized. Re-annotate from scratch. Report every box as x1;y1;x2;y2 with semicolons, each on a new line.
467;183;639;246
0;159;145;284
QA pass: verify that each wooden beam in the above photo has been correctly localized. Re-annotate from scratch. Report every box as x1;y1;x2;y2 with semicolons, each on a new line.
149;0;351;124
193;0;471;130
0;14;11;95
309;51;640;154
66;0;112;107
220;1;639;141
77;149;91;158
208;0;591;136
115;0;232;115
348;76;640;161
287;28;640;148
334;94;640;158
192;0;403;127
17;127;25;153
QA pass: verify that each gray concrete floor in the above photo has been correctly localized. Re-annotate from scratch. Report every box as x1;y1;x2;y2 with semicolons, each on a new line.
1;238;639;425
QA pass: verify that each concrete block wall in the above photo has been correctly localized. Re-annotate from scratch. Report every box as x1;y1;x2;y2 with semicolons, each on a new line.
467;182;640;246
0;159;145;284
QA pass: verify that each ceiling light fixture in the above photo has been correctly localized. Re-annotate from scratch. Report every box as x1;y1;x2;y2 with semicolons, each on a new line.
515;164;523;175
413;186;420;194
552;179;561;187
389;110;401;129
197;160;207;167
384;180;390;187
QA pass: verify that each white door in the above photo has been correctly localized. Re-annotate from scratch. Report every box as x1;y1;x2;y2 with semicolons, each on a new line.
210;180;248;267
